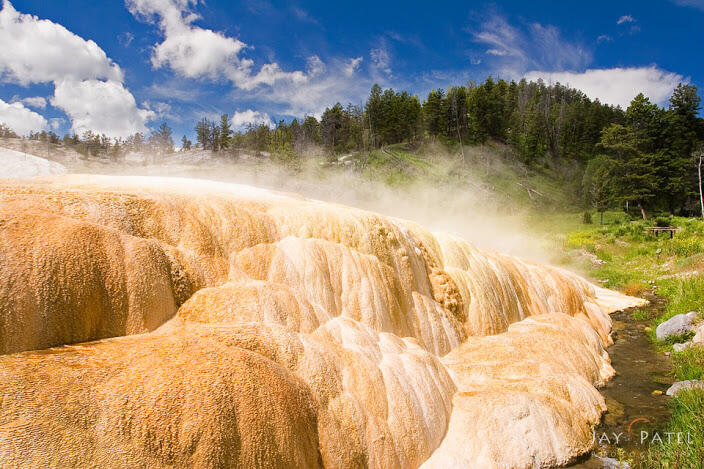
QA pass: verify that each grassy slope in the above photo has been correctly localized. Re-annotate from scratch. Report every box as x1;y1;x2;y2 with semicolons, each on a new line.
361;141;577;211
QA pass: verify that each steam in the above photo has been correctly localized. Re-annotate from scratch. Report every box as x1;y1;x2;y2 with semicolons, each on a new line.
68;147;554;264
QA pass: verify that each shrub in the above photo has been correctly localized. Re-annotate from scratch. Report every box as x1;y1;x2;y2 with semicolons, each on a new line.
655;216;673;227
665;237;704;258
624;281;648;297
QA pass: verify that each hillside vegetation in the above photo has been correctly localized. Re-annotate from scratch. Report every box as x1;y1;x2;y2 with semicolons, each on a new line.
3;76;702;219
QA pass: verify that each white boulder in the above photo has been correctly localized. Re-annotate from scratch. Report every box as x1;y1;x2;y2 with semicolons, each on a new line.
656;314;695;341
666;380;704;397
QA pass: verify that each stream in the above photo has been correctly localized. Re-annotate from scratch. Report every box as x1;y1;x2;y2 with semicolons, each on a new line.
569;294;672;467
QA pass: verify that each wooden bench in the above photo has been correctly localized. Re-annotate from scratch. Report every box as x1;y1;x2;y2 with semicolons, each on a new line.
645;227;681;239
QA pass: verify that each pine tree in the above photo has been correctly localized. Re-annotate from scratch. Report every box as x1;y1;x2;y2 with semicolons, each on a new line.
582;155;615;223
195;118;211;150
598;124;657;219
150;122;174;153
366;84;383;147
424;89;446;137
219;114;232;151
662;84;702;212
320;103;344;152
302;116;320;145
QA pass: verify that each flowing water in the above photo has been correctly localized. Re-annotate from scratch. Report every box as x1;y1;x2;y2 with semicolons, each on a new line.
570;295;672;467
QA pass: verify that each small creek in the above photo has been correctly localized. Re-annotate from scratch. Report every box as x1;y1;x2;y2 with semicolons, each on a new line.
569;294;673;467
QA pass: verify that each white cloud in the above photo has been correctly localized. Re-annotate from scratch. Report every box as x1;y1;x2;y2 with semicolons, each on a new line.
153;25;247;78
291;6;318;24
617;15;636;24
0;0;122;85
128;1;388;118
149;101;172;117
231;109;273;129
19;96;47;109
523;66;685;108
528;23;591;70
49;117;65;130
51;79;155;138
471;14;591;78
486;49;509;56
473;15;527;66
670;0;704;10
245;58;374;117
126;0;307;90
0;97;47;134
126;0;376;118
370;46;392;76
344;57;363;77
306;56;326;77
0;1;153;137
118;31;135;47
597;34;612;43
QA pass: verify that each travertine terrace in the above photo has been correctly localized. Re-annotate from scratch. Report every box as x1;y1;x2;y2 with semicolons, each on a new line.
0;175;646;468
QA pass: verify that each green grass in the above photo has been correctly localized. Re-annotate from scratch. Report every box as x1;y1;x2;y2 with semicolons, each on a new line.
633;331;704;468
672;346;704;381
638;389;704;468
657;276;704;320
631;309;651;321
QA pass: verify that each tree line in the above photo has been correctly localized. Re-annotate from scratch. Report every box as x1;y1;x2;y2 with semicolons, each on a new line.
583;84;703;219
190;77;628;170
1;77;702;217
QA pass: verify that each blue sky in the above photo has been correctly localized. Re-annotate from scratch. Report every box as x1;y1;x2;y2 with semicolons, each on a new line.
0;0;702;140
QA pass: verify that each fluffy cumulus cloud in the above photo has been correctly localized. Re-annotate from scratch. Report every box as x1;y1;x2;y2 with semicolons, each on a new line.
230;109;273;130
51;79;155;137
0;1;152;137
126;0;306;90
19;96;47;109
244;57;375;117
524;66;685;108
0;97;47;134
0;0;122;85
127;0;371;116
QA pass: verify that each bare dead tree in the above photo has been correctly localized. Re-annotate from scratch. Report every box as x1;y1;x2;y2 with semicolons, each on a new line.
698;146;704;219
450;91;465;164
